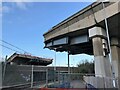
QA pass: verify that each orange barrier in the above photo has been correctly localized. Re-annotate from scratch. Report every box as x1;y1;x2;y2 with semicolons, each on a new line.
40;88;87;90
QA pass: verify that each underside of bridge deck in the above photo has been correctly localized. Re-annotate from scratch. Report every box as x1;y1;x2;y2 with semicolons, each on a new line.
44;12;119;55
43;1;120;87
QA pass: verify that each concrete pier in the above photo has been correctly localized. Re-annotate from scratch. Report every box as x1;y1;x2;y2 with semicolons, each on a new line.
111;38;120;87
89;27;112;77
43;1;120;88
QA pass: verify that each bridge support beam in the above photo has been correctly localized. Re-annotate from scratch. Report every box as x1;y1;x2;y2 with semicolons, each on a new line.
111;37;120;87
89;27;112;77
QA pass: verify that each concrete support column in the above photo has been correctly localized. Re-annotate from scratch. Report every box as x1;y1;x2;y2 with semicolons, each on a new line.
89;27;112;77
111;37;120;87
92;37;112;77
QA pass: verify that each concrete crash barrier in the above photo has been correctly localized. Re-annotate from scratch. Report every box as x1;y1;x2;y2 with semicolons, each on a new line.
84;76;120;88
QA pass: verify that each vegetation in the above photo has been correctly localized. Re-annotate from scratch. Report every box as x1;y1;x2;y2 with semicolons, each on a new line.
74;60;95;74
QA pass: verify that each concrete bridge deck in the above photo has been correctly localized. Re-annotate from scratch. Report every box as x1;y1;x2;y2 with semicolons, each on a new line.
43;1;120;55
43;1;120;88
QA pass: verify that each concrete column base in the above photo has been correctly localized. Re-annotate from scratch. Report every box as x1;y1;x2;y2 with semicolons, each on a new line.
111;44;120;88
95;56;112;77
89;27;112;78
118;78;120;89
84;76;114;88
112;60;118;77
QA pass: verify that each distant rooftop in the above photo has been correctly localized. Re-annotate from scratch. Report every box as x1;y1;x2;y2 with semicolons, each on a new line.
7;53;53;66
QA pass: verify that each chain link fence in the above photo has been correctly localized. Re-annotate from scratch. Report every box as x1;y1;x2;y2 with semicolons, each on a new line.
1;64;120;89
2;64;69;89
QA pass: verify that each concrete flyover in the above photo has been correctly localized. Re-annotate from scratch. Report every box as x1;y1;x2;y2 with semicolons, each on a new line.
43;1;120;88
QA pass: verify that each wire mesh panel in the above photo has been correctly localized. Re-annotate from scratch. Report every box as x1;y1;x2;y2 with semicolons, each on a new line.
48;70;55;83
2;64;120;89
32;66;50;88
2;64;32;88
47;73;86;89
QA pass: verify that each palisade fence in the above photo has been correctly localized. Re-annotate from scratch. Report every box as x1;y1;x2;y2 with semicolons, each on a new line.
1;64;120;89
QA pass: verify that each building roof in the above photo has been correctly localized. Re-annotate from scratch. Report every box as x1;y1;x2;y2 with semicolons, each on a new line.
7;53;53;66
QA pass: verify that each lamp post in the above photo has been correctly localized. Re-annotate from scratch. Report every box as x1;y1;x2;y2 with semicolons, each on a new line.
71;64;74;73
54;48;56;71
72;58;75;73
68;51;70;74
54;48;57;83
31;65;34;88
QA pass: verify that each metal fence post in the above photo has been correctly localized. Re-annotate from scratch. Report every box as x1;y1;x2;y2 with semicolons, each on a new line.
31;65;34;88
46;68;48;88
0;62;2;89
58;71;60;84
3;56;7;82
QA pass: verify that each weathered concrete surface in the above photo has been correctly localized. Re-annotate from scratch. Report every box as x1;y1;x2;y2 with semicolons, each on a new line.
44;2;119;41
43;1;120;88
43;1;120;56
84;76;115;88
111;38;120;87
89;27;112;77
